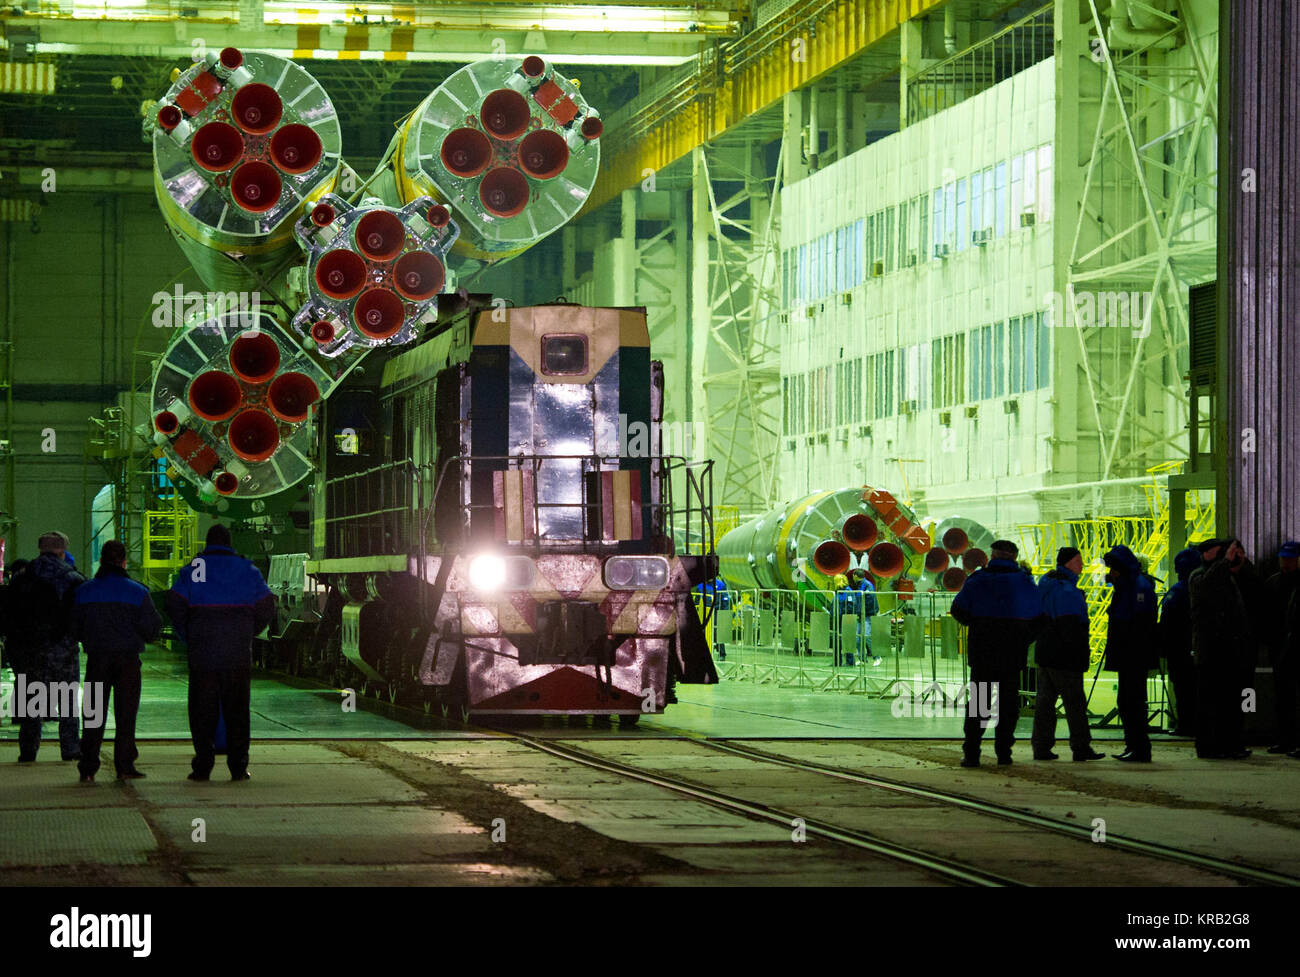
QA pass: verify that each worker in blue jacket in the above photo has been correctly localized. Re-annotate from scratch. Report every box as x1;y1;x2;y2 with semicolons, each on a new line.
1031;547;1105;761
165;524;274;782
1104;544;1159;762
71;540;162;782
950;539;1046;766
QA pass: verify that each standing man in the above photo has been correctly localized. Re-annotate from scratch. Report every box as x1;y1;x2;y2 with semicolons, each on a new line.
8;531;85;762
71;540;162;782
950;539;1045;767
1031;547;1106;762
1262;541;1300;755
1190;538;1262;760
165;524;274;782
1159;548;1203;738
1103;545;1158;762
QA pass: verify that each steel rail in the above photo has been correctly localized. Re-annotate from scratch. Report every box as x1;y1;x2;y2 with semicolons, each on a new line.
499;731;1020;887
696;738;1300;887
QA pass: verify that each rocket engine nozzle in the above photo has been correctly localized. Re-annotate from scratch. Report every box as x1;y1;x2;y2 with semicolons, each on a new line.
355;210;406;261
154;411;179;435
479;167;529;218
219;47;244;71
353;287;405;339
580;116;604;140
393;251;445;301
942;526;970;555
867;541;906;579
229;330;281;384
941;567;968;592
518;130;569;180
231;161;282;213
480;89;531;140
214;471;240;495
270;123;323;174
812;540;851;577
440;128;493;179
961;547;988;571
231;83;283;134
228;408;280;462
521;55;546;79
190;122;243;172
157;105;183;132
267;371;320;422
188;370;242;421
314;249;367;300
840;513;878;552
924;546;950;573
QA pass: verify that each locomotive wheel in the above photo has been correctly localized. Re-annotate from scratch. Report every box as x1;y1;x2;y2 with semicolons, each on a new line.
618;714;641;728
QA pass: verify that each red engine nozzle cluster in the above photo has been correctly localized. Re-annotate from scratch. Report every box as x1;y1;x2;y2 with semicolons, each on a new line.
436;63;602;221
308;204;447;345
160;329;322;492
171;59;326;215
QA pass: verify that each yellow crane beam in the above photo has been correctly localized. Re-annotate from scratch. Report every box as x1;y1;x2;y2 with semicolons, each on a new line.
586;0;945;213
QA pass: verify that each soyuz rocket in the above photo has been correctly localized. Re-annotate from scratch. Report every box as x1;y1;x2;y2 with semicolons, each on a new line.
141;46;602;515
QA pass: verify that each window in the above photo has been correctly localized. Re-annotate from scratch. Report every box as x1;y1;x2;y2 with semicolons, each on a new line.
971;171;983;240
1022;316;1037;391
1021;149;1037;220
955;178;968;252
918;195;928;262
932;188;944;256
982;166;995;236
980;325;992;399
993;322;1004;397
944;182;956;248
1010;153;1024;226
885;207;896;272
541;334;587;375
798;245;808;304
1037;309;1051;388
1009;316;1022;394
969;328;982;401
994;161;1007;237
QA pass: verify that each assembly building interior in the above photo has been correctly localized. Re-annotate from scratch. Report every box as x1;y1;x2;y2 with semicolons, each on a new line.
0;0;1298;923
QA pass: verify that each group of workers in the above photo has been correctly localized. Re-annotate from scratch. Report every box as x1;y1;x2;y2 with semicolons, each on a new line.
951;536;1300;766
1;525;273;782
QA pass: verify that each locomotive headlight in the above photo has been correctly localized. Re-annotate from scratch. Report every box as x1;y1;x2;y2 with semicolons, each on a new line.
468;553;534;592
469;553;507;592
604;556;670;591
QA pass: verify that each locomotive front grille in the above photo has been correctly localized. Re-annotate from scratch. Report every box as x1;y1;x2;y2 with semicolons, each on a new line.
516;599;611;666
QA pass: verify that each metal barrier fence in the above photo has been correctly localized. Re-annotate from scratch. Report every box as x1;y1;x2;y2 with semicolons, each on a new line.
708;587;970;702
705;585;1174;730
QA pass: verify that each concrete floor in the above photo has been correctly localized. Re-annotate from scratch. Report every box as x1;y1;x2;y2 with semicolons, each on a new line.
2;650;1294;885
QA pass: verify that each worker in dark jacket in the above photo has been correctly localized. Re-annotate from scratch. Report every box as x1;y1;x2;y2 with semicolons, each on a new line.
1262;541;1300;754
1159;548;1202;737
950;539;1045;767
1103;545;1158;762
1031;547;1105;761
165;524;274;781
8;531;85;762
71;540;162;782
1190;538;1262;759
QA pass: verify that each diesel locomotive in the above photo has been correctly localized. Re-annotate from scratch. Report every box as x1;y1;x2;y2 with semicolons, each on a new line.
293;296;719;719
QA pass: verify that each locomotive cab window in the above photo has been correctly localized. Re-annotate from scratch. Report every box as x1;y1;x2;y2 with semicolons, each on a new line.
541;334;588;375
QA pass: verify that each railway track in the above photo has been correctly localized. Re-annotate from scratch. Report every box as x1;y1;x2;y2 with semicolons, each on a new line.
490;730;1300;887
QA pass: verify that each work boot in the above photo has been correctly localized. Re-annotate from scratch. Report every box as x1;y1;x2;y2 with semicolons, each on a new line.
1073;749;1107;761
1033;751;1059;761
996;755;1013;766
117;769;146;780
960;748;979;768
187;771;210;782
1113;751;1151;762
